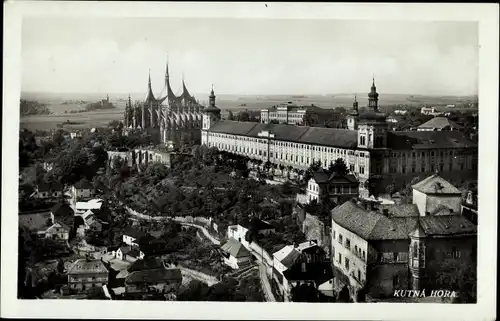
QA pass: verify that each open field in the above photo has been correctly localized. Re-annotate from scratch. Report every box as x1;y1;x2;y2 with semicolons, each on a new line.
19;92;478;132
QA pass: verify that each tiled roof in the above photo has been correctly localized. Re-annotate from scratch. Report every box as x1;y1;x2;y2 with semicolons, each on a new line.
128;257;164;272
125;268;182;284
273;245;294;262
419;215;476;236
220;238;252;258
209;121;258;135
312;169;359;185
273;241;319;268
50;203;74;217
68;259;108;274
418;117;463;130
119;246;141;258
387;131;476;150
379;204;420;217
46;221;71;232
312;169;330;184
412;174;461;194
74;179;94;190
297;127;358;148
208;121;358;148
332;200;476;240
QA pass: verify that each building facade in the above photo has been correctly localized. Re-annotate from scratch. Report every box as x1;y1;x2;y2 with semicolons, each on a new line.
67;259;109;292
123;59;204;144
260;103;342;126
201;79;478;195
330;174;477;301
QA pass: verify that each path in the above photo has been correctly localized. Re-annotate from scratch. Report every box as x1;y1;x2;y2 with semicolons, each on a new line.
124;205;278;301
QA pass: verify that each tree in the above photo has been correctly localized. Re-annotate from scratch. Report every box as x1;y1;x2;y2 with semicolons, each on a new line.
237;111;250;122
385;184;395;197
227;110;235;121
328;158;349;176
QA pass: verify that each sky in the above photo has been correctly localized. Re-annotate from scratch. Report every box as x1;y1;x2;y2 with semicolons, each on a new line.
21;18;478;96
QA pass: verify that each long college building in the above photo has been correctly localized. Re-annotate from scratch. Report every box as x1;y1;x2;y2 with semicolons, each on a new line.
201;79;478;196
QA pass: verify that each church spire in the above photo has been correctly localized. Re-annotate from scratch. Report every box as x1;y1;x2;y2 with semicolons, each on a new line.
165;55;169;85
209;84;216;107
368;75;379;112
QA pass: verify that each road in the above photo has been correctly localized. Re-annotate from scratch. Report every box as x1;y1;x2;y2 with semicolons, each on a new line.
258;263;277;302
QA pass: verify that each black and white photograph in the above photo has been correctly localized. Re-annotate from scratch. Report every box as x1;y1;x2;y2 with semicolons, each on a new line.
2;2;498;320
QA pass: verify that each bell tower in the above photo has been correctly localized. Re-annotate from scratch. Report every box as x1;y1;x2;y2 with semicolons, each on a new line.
368;76;379;112
346;94;359;130
202;85;221;145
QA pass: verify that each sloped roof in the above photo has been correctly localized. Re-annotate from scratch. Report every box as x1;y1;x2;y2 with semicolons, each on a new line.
68;259;108;274
419;215;476;236
208;121;358;148
283;262;333;284
387;131;476;150
46;221;71;232
412;174;461;194
280;249;302;269
418;117;463;130
126;268;182;284
312;169;359;185
128;257;163;273
379;204;420;217
51;203;74;217
332;200;476;240
74;179;94;190
221;238;251;258
297;127;358;148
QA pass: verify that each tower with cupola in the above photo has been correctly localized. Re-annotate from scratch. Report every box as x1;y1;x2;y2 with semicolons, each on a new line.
346;95;359;130
201;85;221;145
357;78;388;149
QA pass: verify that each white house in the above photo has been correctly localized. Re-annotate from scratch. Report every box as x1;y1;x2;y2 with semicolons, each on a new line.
220;237;253;269
116;246;144;262
33;183;64;199
272;241;319;300
411;172;463;216
71;179;94;201
122;227;147;247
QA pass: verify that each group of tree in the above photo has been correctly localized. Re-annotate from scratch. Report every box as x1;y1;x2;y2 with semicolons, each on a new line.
20;99;52;116
226;110;259;122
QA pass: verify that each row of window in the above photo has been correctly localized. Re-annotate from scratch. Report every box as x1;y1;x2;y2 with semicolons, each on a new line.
390;150;468;158
389;162;466;174
333;230;366;260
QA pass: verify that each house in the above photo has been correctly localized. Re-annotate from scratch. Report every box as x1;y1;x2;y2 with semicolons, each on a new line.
19;210;70;241
71;179;95;201
417;117;463;132
283;256;332;301
331;194;477;301
220;237;253;269
386;115;403;123
67;258;109;292
122;227;147;247
116;246;145;262
461;188;478;225
124;268;183;297
247;217;276;235
272;240;325;301
306;169;359;204
76;209;109;232
420;107;440;116
411;172;463;216
393;110;408;115
32;183;64;199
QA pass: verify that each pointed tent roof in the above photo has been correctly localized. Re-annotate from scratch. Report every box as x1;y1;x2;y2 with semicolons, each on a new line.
145;70;156;103
220;237;251;258
408;217;426;238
